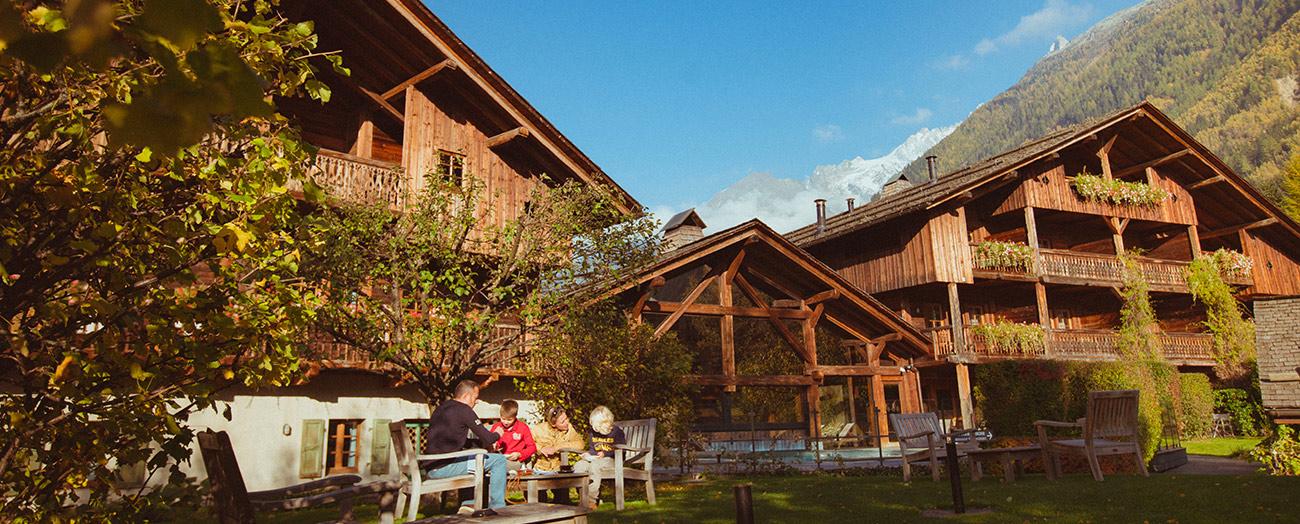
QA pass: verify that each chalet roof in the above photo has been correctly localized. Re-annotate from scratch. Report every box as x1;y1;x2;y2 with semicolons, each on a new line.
606;219;934;359
296;0;642;215
786;101;1300;249
662;208;707;232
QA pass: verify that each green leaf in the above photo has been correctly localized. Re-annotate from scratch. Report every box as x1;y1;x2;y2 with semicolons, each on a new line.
138;0;222;51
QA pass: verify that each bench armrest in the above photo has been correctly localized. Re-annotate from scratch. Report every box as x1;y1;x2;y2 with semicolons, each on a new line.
415;448;490;462
896;430;935;441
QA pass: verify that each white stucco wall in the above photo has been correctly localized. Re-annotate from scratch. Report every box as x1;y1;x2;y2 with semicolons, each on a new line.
180;370;534;491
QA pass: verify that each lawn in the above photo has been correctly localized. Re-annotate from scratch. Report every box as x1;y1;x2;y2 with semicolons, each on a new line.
230;471;1300;523
1183;437;1262;458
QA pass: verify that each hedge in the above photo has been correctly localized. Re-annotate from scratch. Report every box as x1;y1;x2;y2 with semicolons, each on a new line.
973;360;1192;460
1179;373;1214;439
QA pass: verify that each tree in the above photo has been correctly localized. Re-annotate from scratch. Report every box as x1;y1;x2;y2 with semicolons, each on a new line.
305;172;661;405
519;303;695;445
0;0;334;518
1280;153;1300;221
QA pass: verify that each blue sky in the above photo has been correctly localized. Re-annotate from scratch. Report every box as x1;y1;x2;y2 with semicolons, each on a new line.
431;0;1140;216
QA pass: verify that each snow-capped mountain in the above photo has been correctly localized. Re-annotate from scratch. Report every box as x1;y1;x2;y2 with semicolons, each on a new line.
688;124;956;233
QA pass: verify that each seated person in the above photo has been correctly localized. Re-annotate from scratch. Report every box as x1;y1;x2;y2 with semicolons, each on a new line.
424;379;507;513
573;405;625;509
532;406;586;502
488;399;536;472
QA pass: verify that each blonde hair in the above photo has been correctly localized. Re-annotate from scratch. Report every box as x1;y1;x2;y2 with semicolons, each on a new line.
589;405;614;435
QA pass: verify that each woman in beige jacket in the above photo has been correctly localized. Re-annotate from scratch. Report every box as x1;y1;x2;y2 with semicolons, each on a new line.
531;406;586;502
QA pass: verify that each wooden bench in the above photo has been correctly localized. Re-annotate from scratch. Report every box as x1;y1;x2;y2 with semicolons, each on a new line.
409;503;590;523
967;445;1041;482
515;472;589;504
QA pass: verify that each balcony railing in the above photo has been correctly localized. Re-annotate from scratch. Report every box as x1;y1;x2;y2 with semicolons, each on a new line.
304;323;532;375
970;245;1254;291
927;326;1214;365
291;149;406;209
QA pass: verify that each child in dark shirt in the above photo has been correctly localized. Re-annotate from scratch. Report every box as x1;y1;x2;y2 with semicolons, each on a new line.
573;405;624;509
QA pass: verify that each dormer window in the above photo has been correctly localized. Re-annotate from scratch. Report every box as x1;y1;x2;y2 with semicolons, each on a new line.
434;150;466;186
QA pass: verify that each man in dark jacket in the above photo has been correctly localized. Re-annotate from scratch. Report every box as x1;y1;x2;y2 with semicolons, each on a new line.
425;379;508;511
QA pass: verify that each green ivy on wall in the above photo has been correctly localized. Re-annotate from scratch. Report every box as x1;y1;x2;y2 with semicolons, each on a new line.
1185;252;1256;378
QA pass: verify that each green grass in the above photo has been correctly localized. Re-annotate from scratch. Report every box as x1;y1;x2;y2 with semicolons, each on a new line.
1183;437;1262;458
232;471;1300;524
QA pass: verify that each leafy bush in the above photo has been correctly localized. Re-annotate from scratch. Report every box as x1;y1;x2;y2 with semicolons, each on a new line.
1072;169;1172;207
1214;388;1267;437
1251;425;1300;476
1205;248;1253;277
974;359;1176;461
969;319;1047;354
1179;373;1214;439
972;240;1036;272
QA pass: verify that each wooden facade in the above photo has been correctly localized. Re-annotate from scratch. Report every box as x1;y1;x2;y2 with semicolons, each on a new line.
789;102;1300;427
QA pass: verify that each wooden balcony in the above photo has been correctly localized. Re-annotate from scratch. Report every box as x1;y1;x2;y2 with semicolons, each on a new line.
928;326;1215;366
304;324;532;375
290;149;406;209
972;246;1253;292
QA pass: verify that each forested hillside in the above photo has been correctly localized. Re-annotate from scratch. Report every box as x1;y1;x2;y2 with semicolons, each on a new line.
902;0;1300;201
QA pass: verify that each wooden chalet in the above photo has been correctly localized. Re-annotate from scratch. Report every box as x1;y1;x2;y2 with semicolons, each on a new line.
604;216;933;443
181;1;643;490
786;101;1300;429
272;0;642;374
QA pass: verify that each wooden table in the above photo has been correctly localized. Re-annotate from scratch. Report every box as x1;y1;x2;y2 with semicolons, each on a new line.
411;503;590;523
517;472;589;504
967;445;1041;482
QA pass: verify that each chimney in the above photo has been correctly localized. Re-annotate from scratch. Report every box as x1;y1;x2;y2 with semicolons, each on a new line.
846;197;855;211
815;199;827;233
661;209;706;250
925;155;939;183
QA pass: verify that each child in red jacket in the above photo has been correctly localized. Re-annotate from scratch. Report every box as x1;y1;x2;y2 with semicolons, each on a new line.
489;400;536;472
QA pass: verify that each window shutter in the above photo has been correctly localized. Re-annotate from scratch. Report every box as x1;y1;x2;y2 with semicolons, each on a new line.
369;419;392;475
300;419;326;478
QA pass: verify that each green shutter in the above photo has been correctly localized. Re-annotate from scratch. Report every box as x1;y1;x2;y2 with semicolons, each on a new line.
369;419;392;475
300;419;326;479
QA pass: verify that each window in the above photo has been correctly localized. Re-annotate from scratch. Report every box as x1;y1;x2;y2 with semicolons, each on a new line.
965;305;988;326
326;419;362;474
434;150;466;186
1050;309;1075;330
919;304;947;328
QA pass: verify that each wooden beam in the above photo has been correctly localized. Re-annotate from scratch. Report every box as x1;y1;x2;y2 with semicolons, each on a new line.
381;59;458;100
804;289;840;305
724;246;747;284
719;263;736;392
947;282;965;354
629;276;665;323
1200;218;1280;240
1097;134;1119;179
956;363;974;429
816;365;902;376
802;307;820;371
871;333;902;344
351;112;374;158
1025;206;1042;274
1113;148;1191;178
1187;225;1202;258
1107;217;1128;254
642;301;811;319
653;274;716;338
688;374;815;386
355;84;404;122
734;273;810;362
808;303;825;328
1035;282;1050;328
485;126;531;148
1187;175;1226;190
741;266;802;300
1098;133;1119;157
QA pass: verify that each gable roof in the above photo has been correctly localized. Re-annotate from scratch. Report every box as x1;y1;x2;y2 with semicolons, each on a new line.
786;101;1300;248
606;219;933;359
298;0;642;215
